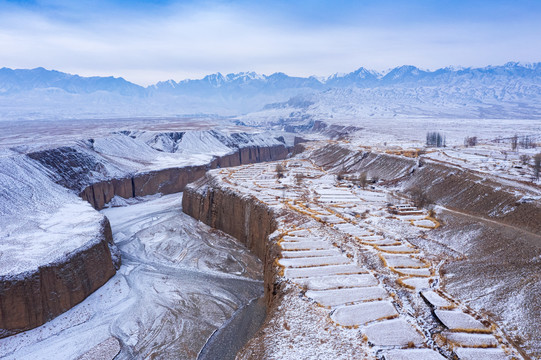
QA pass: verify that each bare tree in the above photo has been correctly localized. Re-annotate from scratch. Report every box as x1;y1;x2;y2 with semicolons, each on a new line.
520;135;537;149
534;153;541;181
511;134;518;151
358;172;368;189
275;163;285;179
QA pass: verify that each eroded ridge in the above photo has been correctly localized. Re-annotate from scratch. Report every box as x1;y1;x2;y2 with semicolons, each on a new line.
185;158;524;359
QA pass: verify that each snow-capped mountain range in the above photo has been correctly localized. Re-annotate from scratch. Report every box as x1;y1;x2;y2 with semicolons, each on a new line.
1;62;541;120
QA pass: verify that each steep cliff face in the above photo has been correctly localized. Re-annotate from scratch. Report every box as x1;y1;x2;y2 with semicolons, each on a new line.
0;218;116;338
182;176;277;262
182;176;281;306
80;144;289;210
1;128;290;340
79;165;208;210
0;154;120;339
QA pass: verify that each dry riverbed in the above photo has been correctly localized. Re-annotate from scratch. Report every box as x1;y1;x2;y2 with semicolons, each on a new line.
0;194;264;359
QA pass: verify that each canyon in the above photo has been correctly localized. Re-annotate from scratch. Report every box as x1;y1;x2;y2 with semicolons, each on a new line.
182;141;540;359
0;126;290;342
1;119;540;359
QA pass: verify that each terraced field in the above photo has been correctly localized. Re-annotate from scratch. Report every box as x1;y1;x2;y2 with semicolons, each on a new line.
200;157;524;359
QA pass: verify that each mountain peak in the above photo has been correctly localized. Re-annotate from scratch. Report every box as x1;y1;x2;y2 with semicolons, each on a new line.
382;65;426;82
352;67;377;76
1;62;539;100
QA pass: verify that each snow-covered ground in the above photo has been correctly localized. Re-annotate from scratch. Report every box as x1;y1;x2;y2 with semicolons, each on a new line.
203;156;525;359
0;122;289;282
0;154;105;278
0;194;263;359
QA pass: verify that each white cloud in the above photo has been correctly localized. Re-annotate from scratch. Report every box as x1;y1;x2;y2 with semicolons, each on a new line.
0;2;540;85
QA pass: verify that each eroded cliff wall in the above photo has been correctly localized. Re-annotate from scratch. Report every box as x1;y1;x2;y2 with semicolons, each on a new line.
182;176;277;262
0;219;116;338
1;130;289;340
79;144;289;210
182;176;281;305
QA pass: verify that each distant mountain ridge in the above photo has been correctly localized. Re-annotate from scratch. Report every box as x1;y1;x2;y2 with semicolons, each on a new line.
151;62;541;94
2;62;541;96
1;62;541;120
0;67;144;96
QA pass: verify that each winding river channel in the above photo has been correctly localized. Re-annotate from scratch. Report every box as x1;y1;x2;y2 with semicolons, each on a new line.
0;193;265;359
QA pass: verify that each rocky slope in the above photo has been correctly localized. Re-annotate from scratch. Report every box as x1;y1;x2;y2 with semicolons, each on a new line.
310;143;541;234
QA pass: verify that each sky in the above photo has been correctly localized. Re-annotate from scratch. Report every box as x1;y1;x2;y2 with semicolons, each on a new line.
1;0;541;85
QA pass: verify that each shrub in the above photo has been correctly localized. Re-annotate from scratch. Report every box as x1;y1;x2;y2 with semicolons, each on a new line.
464;136;478;147
520;154;530;165
295;173;305;186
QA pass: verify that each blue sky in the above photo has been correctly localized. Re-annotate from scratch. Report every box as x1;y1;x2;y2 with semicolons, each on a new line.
1;0;540;84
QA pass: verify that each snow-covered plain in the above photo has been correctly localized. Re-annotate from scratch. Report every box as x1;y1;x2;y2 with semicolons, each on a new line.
0;194;264;359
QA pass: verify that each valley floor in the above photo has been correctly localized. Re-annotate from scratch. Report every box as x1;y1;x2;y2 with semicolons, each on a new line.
0;194;263;359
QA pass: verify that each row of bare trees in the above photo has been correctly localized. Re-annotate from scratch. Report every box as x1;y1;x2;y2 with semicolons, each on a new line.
465;134;538;150
336;171;379;188
512;134;538;151
426;132;446;147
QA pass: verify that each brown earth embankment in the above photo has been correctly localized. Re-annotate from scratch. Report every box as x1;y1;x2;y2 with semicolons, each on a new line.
81;145;289;210
0;218;117;338
182;176;281;306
